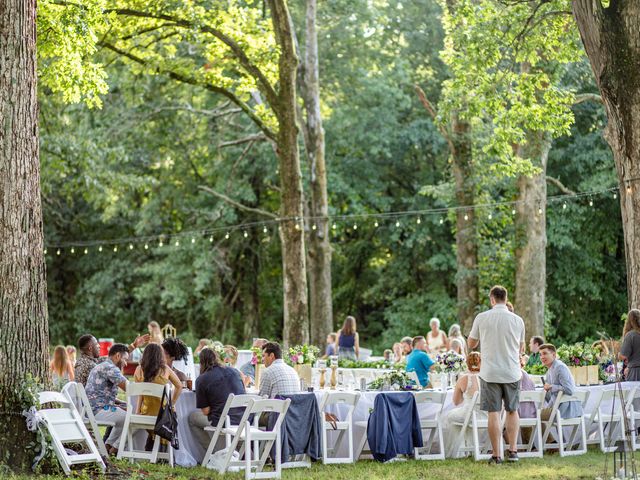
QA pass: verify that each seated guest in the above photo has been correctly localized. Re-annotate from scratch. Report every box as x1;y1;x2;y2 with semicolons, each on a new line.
66;345;77;366
223;345;239;367
540;343;582;440
194;338;211;355
259;342;301;398
75;333;148;386
448;324;466;355
162;337;189;382
517;355;537;445
50;345;75;388
401;336;413;356
85;344;130;455
392;342;404;363
405;336;435;388
620;309;640;381
239;338;268;380
133;343;183;450
526;336;545;367
324;333;337;358
450;338;466;357
383;349;393;362
189;348;246;450
442;352;484;457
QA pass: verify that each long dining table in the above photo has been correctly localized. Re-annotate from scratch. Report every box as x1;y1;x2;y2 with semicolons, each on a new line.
168;382;640;467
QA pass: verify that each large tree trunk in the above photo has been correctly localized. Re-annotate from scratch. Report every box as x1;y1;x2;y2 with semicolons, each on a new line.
270;0;309;345
573;0;640;309
0;0;50;470
299;0;333;348
514;133;551;340
451;118;478;333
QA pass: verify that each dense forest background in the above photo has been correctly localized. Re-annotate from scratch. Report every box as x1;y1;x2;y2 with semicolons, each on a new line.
41;0;626;352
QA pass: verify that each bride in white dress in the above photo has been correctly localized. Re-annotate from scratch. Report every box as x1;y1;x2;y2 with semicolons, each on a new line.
442;352;486;458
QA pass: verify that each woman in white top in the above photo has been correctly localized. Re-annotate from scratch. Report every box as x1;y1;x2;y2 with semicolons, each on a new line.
441;352;486;458
448;323;466;355
426;317;449;353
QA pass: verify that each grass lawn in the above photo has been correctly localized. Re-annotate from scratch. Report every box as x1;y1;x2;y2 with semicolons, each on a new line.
5;449;634;480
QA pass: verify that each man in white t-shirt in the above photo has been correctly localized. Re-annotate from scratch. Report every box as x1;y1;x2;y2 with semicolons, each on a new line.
468;285;525;464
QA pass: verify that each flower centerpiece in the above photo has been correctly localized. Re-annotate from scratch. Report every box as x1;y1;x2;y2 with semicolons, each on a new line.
287;344;319;386
433;351;466;374
369;370;412;391
557;342;600;385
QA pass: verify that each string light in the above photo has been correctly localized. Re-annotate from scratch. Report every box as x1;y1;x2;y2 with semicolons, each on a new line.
353;224;358;230
295;222;301;231
263;227;268;234
416;217;421;224
70;247;75;254
464;214;469;221
44;248;47;255
538;207;543;215
113;246;118;252
99;246;103;252
243;231;248;238
84;248;88;254
374;221;379;228
56;249;61;255
627;184;632;193
439;218;444;224
511;208;516;215
312;224;317;230
144;244;149;250
158;241;163;247
225;232;230;240
488;213;492;220
129;244;134;250
174;240;180;247
614;192;618;199
589;199;593;207
395;220;400;227
191;237;195;244
209;236;214;242
563;203;567;210
332;223;337;230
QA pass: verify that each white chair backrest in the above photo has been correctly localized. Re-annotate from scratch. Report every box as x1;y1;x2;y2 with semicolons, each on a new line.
323;391;360;407
125;381;167;411
39;391;71;406
414;390;446;405
559;390;589;406
407;371;422;388
520;390;546;409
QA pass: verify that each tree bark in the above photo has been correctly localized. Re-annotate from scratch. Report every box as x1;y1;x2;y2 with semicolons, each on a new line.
0;0;50;470
269;0;309;346
299;0;333;348
572;0;640;309
514;133;551;340
451;117;478;334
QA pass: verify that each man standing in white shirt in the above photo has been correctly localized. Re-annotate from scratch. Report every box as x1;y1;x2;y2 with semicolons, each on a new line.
468;285;525;464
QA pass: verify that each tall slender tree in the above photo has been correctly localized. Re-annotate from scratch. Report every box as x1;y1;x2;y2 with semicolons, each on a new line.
0;0;50;469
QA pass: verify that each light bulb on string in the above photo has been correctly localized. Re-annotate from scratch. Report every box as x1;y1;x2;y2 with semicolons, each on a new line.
312;224;317;231
589;199;593;207
209;236;214;242
395;220;400;228
353;223;358;230
191;237;196;244
563;202;567;210
175;240;180;247
263;226;268;234
243;231;248;238
84;248;88;255
374;220;379;228
294;222;301;231
488;213;492;220
538;207;543;215
158;241;163;247
144;244;149;250
99;246;103;252
416;217;421;224
614;192;618;199
627;184;633;194
56;249;61;256
511;208;516;215
463;214;468;221
332;223;337;230
225;232;230;240
44;248;47;255
439;218;444;225
70;247;75;254
129;244;134;250
113;246;118;252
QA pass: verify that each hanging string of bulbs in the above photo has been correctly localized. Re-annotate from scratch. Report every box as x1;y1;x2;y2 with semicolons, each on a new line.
44;185;623;256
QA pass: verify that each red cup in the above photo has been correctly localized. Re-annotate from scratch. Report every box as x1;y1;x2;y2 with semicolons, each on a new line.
99;338;114;357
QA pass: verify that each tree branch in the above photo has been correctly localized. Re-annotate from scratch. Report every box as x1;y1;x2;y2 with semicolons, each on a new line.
573;93;604;105
198;185;277;219
100;42;277;141
414;84;456;154
106;8;279;109
219;134;267;148
546;176;576;195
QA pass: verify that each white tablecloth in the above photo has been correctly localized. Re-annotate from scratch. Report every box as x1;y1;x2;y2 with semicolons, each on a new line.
168;382;640;466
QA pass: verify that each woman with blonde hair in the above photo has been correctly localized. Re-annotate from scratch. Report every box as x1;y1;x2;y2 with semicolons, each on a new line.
66;345;77;366
620;309;640;381
50;345;75;387
336;316;360;360
441;352;485;457
448;324;466;355
148;321;164;344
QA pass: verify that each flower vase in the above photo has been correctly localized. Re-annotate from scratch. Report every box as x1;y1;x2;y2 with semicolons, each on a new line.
294;364;313;386
439;373;448;392
254;363;262;389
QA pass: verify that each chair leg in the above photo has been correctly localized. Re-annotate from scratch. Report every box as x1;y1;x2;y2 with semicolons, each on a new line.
151;435;161;464
557;418;566;457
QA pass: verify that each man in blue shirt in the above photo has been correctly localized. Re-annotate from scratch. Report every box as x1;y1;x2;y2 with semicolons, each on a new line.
405;336;435;388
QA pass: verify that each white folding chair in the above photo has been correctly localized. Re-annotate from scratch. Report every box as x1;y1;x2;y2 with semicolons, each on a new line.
517;390;545;458
201;393;262;467
542;390;589;457
625;387;640;451
407;371;422;389
37;391;106;475
214;398;291;480
319;391;360;464
117;382;174;465
586;387;636;452
413;391;446;460
450;392;500;461
61;381;111;457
